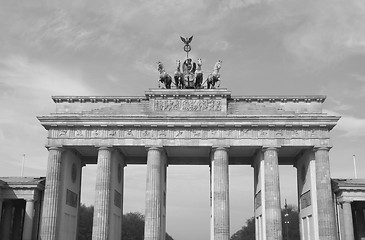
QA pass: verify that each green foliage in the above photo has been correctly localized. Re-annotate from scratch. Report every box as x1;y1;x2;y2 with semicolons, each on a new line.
230;205;300;240
77;205;174;240
122;212;145;240
77;204;94;240
282;205;300;240
230;217;255;240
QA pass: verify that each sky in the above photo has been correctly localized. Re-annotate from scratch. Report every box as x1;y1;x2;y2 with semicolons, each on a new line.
1;0;365;239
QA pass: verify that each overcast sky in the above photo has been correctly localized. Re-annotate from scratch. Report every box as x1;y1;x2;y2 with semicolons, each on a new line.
1;0;365;239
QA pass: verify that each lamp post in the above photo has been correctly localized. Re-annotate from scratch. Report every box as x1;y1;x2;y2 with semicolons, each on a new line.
284;199;289;240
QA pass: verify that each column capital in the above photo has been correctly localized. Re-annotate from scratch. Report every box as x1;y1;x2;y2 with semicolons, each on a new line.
262;146;280;152
96;146;113;151
145;146;165;152
47;146;64;152
211;146;230;152
313;146;332;152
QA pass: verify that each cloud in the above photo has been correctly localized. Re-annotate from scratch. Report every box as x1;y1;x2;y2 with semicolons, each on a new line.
0;55;94;97
325;109;365;137
283;0;365;63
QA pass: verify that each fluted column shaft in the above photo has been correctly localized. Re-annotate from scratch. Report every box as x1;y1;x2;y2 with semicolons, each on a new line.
23;199;35;240
314;147;337;240
144;147;164;240
92;147;112;240
263;147;282;240
211;147;230;240
342;201;355;240
40;147;63;240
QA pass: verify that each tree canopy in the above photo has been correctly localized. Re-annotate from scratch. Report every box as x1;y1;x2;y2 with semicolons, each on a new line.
230;205;300;240
77;205;174;240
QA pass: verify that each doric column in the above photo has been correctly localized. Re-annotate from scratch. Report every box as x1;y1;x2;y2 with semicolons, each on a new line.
22;199;35;240
40;147;64;240
342;201;354;240
1;201;13;240
314;147;337;240
144;146;167;240
211;147;230;240
263;147;282;240
92;147;113;240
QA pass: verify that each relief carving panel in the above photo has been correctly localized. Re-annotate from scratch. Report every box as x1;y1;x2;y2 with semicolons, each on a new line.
153;99;222;112
50;127;329;140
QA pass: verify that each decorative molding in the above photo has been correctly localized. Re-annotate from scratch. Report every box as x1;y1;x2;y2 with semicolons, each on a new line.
49;127;330;140
153;99;223;112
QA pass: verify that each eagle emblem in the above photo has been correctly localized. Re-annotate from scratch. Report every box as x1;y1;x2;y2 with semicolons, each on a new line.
180;36;193;45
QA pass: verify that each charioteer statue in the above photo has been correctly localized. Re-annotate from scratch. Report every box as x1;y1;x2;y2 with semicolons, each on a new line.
157;36;222;89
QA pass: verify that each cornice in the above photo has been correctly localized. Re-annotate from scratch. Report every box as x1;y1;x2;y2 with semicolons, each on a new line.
229;95;326;103
51;94;326;103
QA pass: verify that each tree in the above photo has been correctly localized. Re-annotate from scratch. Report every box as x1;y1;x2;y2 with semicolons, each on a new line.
230;206;299;240
77;204;94;240
282;205;300;240
77;205;174;240
230;217;255;240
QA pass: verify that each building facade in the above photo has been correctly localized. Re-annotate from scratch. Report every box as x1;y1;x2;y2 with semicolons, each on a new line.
34;88;341;240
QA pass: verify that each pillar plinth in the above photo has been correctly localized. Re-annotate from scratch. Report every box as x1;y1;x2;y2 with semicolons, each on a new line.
144;146;167;240
342;201;355;240
314;147;337;240
211;147;230;240
23;199;35;240
92;147;113;240
40;147;64;240
263;147;282;240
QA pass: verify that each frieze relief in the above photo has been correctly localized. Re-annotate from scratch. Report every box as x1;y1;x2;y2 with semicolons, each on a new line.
50;127;329;140
153;99;222;112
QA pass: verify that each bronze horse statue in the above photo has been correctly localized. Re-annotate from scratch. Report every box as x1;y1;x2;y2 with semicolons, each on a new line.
206;60;222;89
157;62;172;89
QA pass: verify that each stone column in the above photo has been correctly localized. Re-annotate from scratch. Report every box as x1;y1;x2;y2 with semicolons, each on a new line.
263;147;282;240
92;147;113;240
144;147;166;240
341;201;355;240
314;147;337;240
211;147;230;240
22;199;35;240
40;147;63;240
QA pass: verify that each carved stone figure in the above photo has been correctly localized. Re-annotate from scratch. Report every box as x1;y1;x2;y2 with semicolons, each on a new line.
206;60;222;89
195;58;203;89
182;58;196;89
157;62;172;89
174;60;184;89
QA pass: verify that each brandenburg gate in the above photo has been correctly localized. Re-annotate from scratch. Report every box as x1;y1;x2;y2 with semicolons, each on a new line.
37;88;340;240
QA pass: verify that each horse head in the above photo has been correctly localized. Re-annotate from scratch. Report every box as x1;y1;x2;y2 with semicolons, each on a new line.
214;60;222;71
157;61;164;73
176;60;181;71
197;58;202;68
